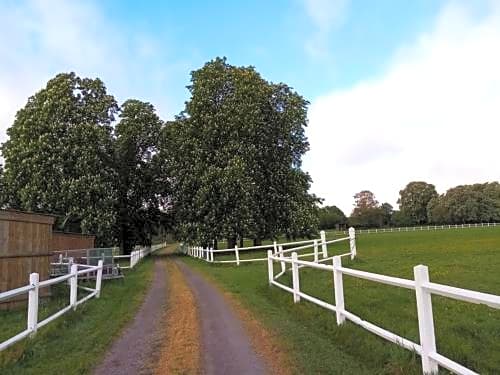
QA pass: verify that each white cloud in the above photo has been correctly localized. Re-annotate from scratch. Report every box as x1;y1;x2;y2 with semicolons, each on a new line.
0;0;181;147
303;2;500;214
302;0;348;58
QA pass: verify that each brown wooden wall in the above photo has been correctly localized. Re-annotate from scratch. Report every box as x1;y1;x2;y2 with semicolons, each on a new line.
0;210;55;308
51;232;95;252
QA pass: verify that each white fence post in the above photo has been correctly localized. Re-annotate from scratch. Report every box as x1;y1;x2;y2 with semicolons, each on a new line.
278;245;285;273
206;247;210;261
70;264;78;309
273;241;277;253
332;256;345;325
96;260;103;298
414;265;438;374
235;245;240;266
210;247;214;262
27;272;39;336
130;251;134;268
267;250;273;285
320;230;327;258
313;240;319;263
349;227;357;259
292;252;300;303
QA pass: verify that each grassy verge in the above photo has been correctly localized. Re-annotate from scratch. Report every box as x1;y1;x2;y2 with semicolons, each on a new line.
0;257;156;374
183;227;500;374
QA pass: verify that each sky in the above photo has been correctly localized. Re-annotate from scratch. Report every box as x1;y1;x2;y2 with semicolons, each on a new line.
0;0;499;214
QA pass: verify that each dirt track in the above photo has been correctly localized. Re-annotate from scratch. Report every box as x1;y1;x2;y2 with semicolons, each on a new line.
94;260;168;375
177;261;268;375
95;256;270;374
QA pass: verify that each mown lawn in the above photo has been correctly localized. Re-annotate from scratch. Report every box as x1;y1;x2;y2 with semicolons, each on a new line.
183;227;500;374
0;256;156;374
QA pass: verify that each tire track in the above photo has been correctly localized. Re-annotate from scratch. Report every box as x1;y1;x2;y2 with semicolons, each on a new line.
177;261;268;375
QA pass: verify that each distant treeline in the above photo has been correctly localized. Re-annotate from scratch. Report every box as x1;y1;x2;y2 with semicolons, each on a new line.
319;181;500;229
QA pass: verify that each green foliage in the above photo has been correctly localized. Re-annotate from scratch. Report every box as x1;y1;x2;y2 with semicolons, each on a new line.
1;73;118;245
165;57;319;244
398;181;437;225
427;182;500;224
391;210;414;226
349;190;385;228
318;205;347;229
114;99;165;253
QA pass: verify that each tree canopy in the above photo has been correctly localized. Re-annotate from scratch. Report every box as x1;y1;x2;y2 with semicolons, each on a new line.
427;182;500;224
164;57;319;246
114;99;165;252
1;72;118;245
318;205;347;230
398;181;437;224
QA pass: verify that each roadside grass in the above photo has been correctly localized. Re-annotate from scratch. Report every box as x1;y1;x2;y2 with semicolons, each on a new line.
183;227;500;374
0;256;156;374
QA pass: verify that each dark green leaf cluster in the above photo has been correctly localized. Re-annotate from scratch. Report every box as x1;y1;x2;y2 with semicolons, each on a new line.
427;182;500;224
1;73;167;250
163;57;319;245
318;205;347;230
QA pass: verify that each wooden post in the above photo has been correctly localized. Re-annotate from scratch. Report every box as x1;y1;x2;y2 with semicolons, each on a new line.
235;245;240;266
96;260;103;298
332;256;345;325
267;250;273;285
292;252;300;303
314;240;319;263
273;241;277;253
320;230;327;258
349;227;357;259
210;247;214;262
414;265;438;374
70;264;78;309
27;273;39;336
206;247;210;261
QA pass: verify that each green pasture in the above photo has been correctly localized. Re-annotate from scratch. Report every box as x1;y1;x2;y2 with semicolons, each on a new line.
183;227;500;374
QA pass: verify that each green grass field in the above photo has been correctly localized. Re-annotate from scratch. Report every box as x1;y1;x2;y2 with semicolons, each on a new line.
183;227;500;374
0;257;155;374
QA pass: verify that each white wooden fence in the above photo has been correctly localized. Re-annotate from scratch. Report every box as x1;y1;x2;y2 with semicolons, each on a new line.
183;229;356;265
0;260;104;352
267;250;500;375
341;222;499;235
79;242;168;270
0;241;168;353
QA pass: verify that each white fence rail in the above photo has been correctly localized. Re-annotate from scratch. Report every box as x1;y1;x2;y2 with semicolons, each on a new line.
267;251;500;375
90;242;167;270
183;229;357;265
0;261;104;352
342;222;499;235
1;241;168;352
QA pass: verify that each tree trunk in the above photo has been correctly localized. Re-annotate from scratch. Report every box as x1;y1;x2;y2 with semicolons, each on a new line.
239;237;244;248
253;238;262;246
227;237;236;249
213;239;218;250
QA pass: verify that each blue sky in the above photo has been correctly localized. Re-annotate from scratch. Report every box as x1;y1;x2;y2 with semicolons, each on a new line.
97;0;444;113
1;0;499;213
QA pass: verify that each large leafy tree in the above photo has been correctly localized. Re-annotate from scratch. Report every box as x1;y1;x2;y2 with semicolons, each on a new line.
349;190;384;228
1;73;118;245
427;182;500;224
165;57;318;246
318;205;347;230
114;99;165;253
398;181;437;224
